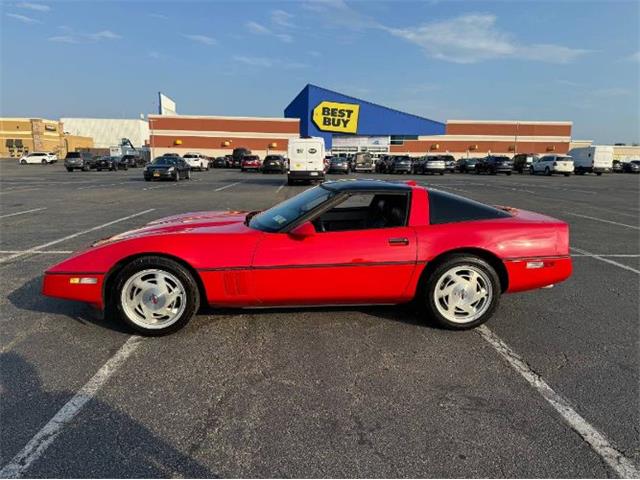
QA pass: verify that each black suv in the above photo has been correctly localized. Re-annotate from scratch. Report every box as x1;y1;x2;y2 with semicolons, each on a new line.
475;155;513;175
262;155;286;173
64;151;95;171
121;154;147;168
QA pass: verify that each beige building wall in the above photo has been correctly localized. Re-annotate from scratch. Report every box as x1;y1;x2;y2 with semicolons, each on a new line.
1;118;93;157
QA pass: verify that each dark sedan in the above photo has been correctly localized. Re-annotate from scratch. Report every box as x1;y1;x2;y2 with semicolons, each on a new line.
328;157;350;174
262;155;286;173
121;154;147;168
458;158;478;173
622;160;640;173
143;157;191;181
475;156;513;175
94;156;124;171
211;157;228;168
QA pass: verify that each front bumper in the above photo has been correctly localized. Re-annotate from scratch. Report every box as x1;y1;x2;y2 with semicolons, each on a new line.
42;272;105;309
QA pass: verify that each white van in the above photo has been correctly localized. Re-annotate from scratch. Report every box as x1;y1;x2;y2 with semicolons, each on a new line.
568;146;613;175
287;137;326;185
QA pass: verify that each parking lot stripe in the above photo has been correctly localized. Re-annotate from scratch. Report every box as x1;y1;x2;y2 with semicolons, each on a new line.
0;208;47;219
477;325;639;479
0;250;73;254
0;209;155;264
570;247;640;275
565;212;639;230
214;181;242;192
0;336;145;479
276;182;286;193
0;188;41;195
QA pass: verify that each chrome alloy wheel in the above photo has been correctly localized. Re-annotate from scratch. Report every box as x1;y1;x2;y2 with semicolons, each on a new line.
120;269;186;329
433;265;492;324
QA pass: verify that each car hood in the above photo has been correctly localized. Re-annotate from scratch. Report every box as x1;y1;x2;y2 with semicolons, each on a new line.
93;210;251;246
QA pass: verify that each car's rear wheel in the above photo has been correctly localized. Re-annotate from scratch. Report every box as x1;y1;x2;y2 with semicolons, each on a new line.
41;159;47;165
66;167;73;172
420;255;500;330
110;257;200;335
20;159;27;165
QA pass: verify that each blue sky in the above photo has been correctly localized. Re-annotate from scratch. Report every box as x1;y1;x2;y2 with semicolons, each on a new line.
1;0;639;143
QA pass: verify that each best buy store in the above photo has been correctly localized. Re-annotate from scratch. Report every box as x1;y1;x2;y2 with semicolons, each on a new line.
149;83;572;159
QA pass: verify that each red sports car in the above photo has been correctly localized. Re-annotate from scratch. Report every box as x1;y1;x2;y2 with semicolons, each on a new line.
43;180;572;335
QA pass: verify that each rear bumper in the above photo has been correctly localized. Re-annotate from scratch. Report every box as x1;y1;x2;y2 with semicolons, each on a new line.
288;171;325;181
504;256;572;293
42;272;105;309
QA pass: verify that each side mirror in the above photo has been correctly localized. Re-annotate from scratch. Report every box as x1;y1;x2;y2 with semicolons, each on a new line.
289;221;316;238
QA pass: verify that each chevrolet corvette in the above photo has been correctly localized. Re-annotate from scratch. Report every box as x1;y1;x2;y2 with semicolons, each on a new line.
42;180;572;335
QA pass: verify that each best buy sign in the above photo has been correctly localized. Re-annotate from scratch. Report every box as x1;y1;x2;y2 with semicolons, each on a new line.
312;101;360;134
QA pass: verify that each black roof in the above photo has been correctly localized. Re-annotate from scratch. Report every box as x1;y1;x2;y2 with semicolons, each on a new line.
321;179;412;192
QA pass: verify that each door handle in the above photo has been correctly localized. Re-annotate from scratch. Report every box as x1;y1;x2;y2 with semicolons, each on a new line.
388;237;409;246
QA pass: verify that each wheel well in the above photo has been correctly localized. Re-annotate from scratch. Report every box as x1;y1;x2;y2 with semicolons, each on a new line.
102;253;207;306
418;248;509;293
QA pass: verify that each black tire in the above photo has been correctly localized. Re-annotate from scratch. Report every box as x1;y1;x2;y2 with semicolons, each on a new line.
287;178;294;186
506;171;512;176
565;173;571;177
107;256;200;336
545;167;551;176
66;167;73;172
20;159;27;165
418;254;501;330
174;172;180;181
596;172;602;176
42;159;47;165
97;168;102;172
144;177;151;181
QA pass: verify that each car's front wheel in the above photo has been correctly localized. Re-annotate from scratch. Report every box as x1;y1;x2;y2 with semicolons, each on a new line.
420;255;500;330
109;256;200;335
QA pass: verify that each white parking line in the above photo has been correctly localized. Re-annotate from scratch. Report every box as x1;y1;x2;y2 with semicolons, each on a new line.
0;250;73;254
0;336;145;479
477;326;639;479
571;247;640;275
0;188;42;195
0;208;47;219
565;212;639;231
0;209;155;263
214;181;242;192
571;254;640;257
276;182;286;193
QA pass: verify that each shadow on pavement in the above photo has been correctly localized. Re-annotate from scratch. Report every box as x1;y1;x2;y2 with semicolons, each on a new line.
0;352;216;477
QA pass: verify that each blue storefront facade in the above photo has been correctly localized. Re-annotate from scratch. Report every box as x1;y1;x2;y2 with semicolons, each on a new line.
284;84;445;150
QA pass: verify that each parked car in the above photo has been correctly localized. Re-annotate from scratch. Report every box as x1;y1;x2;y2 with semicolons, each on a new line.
375;155;393;173
458;158;479;173
512;153;539;174
121;154;147;168
18;152;57;164
241;155;262;172
438;155;456;173
183;152;209;171
328;156;350;174
143;156;191;181
262;155;286;173
531;154;573;177
622;160;640;173
64;151;95;172
42;179;572;335
211;156;228;168
612;160;623;173
353;152;374;173
232;147;251;168
413;155;446;175
388;155;413;174
94;156;123;171
476;156;513;175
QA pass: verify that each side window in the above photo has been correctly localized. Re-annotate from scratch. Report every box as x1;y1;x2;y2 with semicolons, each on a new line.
314;193;409;233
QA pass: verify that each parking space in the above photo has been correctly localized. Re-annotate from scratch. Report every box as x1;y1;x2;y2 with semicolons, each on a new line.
1;162;638;477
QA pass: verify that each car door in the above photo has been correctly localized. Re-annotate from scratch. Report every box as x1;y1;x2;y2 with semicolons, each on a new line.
250;192;418;306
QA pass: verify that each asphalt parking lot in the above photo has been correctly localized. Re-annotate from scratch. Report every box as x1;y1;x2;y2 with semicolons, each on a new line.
1;162;638;478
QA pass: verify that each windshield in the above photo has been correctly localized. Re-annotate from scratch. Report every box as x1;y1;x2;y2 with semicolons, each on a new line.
249;185;337;232
151;157;177;166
